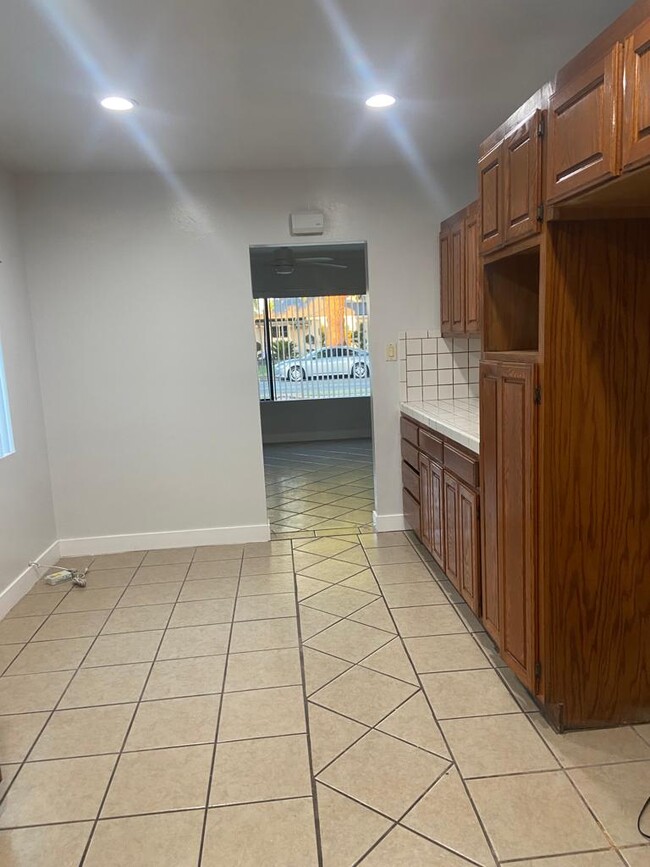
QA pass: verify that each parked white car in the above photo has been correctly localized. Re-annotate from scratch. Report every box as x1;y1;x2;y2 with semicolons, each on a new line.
274;346;370;381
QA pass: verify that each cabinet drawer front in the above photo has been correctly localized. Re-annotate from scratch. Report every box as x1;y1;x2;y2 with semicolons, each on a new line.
419;429;443;463
401;439;419;471
402;461;420;501
400;416;419;446
547;45;622;203
444;444;479;487
403;487;420;536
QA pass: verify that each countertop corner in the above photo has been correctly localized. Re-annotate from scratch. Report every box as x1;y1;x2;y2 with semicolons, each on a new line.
400;398;480;454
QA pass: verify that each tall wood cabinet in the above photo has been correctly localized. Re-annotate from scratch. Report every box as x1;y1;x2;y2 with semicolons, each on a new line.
439;202;480;337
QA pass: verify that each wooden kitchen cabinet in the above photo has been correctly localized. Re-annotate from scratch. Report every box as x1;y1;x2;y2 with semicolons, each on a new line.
464;202;480;334
478;143;504;253
439;202;480;337
439;229;451;335
430;459;446;571
458;481;481;617
623;19;650;171
450;218;465;333
504;110;544;242
443;471;460;590
418;452;432;554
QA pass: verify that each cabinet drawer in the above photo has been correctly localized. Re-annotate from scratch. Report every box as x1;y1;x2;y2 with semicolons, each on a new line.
444;444;479;487
402;461;420;501
401;439;419;471
403;487;420;536
419;429;443;464
400;416;419;446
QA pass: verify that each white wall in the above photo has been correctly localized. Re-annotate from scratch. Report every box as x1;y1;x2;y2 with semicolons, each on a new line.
0;170;56;604
18;164;474;548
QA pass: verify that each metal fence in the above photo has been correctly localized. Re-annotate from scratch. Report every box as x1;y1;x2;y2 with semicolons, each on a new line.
254;295;371;401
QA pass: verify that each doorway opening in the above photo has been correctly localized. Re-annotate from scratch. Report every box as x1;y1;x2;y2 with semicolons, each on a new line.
249;242;374;537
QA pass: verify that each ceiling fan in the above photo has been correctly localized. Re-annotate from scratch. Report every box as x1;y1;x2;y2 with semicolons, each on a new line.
272;247;348;275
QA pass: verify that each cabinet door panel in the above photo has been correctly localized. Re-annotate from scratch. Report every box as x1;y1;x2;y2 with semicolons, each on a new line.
430;460;445;571
478;143;504;252
480;363;501;643
440;230;452;336
547;45;622;203
464;203;480;335
403;488;420;537
443;471;460;590
419;453;432;553
504;111;543;243
450;220;465;333
623;21;650;171
458;482;480;616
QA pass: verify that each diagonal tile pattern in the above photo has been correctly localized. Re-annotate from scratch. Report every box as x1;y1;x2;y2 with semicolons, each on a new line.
0;528;647;865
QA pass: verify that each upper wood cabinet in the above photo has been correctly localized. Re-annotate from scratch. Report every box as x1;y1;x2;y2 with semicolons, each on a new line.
478;144;504;252
546;45;623;203
623;19;650;171
439;202;480;338
504;111;544;241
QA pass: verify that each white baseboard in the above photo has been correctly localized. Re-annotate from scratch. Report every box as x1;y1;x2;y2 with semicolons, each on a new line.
262;429;371;444
0;539;60;621
59;523;271;557
373;511;407;532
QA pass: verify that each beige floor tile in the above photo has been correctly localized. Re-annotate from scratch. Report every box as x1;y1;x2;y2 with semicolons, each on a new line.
635;724;650;746
5;636;92;675
130;563;188;585
620;846;650;866
55;588;122;614
0;712;49;763
442;713;558;778
317;782;391;865
0;615;47;644
229;616;298;652
0;823;92;867
7;594;62;618
33;610;110;641
218;684;305;741
421;669;520;719
102;744;212;817
234;592;295;621
360;825;473;865
366;545;420;566
303;646;352;694
117;582;182;608
303;584;376;617
0;763;19;799
192;544;243;562
210;733;311;804
0;644;24;674
141;547;195;566
91;552;145;570
225;647;302;691
308;702;368;772
202;799;319;867
297;575;332;600
187;559;240;580
157;623;230;659
297;538;357;557
311;664;417;726
531;713;650;768
125;694;220;750
299;605;340;640
568;762;650;847
334;546;371;567
280;513;327;530
373;562;433;586
84;810;203;867
306;504;352;519
101;603;172;634
361;638;418;684
237;572;295;596
377;691;451;758
84;568;135;590
509;854;625;867
468;770;608;861
402;766;496;865
169;598;234;628
318;729;449;820
472;631;508;668
30;704;135;760
244;540;292;557
305;618;394;663
83;630;162;667
60;662;150;709
383;582;448;607
349;597;396;632
301;559;366;584
340;569;380;594
240;555;294;575
143;654;225;699
293;551;325;572
405;633;491;674
392;604;467;637
0;670;73;714
359;531;407;548
177;576;237;601
0;754;116;828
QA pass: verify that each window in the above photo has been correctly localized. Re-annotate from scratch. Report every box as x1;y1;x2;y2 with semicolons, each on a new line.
0;341;15;459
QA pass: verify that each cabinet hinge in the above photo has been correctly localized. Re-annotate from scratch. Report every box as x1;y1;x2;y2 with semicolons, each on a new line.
537;116;545;138
536;204;544;223
534;386;542;405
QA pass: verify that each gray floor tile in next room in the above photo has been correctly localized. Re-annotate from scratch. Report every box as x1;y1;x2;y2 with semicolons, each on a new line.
0;534;648;866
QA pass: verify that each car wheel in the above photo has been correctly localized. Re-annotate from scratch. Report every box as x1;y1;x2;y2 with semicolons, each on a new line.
288;366;305;382
352;362;369;378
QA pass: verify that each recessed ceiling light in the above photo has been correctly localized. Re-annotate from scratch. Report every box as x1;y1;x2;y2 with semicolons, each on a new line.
365;93;396;108
100;96;137;112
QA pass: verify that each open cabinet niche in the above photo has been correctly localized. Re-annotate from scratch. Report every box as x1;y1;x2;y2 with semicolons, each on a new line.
483;247;540;354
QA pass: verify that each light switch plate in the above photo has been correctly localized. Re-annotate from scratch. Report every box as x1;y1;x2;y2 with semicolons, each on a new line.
386;343;397;361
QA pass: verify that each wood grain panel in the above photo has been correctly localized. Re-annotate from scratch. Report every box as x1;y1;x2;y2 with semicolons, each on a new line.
465;202;481;334
403;488;420;538
440;230;451;336
430;460;446;571
479;143;504;253
544;220;650;727
401;439;419;472
480;363;501;644
484;249;540;353
443;470;460;591
443;443;479;487
459;482;481;616
504;111;544;243
419;452;432;554
450;219;466;333
623;20;650;171
402;461;420;501
400;416;419;446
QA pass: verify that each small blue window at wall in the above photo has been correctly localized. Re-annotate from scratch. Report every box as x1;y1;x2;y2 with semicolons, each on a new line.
0;340;15;459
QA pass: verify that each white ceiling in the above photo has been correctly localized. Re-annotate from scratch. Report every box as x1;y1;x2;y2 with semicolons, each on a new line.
0;0;630;172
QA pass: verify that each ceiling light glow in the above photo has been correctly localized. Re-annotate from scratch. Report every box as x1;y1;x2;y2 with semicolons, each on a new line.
100;96;137;112
365;93;396;108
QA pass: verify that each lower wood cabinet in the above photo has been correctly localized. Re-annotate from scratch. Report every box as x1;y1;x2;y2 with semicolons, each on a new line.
401;417;480;615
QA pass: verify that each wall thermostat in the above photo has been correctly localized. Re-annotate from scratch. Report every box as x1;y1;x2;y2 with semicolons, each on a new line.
290;211;325;236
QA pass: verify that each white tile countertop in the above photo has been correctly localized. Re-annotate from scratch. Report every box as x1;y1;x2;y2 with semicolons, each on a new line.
400;398;480;455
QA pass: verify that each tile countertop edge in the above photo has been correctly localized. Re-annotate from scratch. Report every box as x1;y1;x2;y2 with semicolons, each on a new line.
400;400;480;456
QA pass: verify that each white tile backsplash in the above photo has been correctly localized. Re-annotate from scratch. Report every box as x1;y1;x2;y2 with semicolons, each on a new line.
398;329;482;402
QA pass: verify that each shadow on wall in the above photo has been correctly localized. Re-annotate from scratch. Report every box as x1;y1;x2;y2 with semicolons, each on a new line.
260;396;371;444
